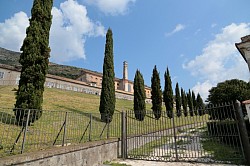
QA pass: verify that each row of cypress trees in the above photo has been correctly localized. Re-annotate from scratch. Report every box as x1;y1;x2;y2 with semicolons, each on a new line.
97;27;205;122
14;0;204;124
133;66;205;121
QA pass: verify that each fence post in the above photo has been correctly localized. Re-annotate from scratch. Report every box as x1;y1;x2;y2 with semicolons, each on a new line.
89;113;92;141
107;115;110;139
121;111;127;159
21;109;31;154
62;112;68;146
235;100;250;165
171;111;179;161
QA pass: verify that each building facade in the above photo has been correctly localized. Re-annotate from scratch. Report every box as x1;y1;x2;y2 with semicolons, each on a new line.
236;35;250;73
75;61;151;99
0;62;152;102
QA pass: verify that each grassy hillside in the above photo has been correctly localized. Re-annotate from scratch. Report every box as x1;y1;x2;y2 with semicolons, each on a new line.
0;85;152;112
0;85;212;159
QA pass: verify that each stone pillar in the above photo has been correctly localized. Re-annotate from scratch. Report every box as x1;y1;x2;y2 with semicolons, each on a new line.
235;35;250;73
123;61;129;91
123;61;128;80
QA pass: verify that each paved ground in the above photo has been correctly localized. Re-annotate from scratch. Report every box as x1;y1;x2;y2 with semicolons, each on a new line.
110;159;242;166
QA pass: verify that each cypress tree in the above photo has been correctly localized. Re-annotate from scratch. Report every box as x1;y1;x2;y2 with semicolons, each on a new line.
192;91;198;115
196;93;205;116
187;89;194;116
99;28;116;123
14;0;53;124
133;70;146;121
175;83;181;117
181;88;188;116
151;65;162;120
163;68;173;119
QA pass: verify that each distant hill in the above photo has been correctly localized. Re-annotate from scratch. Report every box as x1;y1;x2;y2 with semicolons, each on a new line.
0;47;86;79
0;47;20;66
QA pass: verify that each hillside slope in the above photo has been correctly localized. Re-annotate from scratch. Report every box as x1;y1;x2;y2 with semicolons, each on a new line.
0;47;87;79
0;85;153;112
0;47;20;66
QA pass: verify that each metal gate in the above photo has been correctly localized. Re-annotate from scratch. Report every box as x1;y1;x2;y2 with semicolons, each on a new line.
121;101;248;165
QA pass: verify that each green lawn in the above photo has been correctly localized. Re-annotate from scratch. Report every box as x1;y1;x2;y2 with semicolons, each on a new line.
0;85;148;112
0;85;207;157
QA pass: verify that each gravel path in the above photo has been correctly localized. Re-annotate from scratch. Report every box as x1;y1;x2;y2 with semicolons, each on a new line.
111;159;241;166
108;127;245;166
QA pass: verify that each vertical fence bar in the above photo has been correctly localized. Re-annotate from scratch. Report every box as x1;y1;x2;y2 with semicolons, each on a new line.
172;111;179;161
234;100;250;165
89;113;92;141
121;111;127;159
62;112;68;146
21;109;31;154
107;120;110;139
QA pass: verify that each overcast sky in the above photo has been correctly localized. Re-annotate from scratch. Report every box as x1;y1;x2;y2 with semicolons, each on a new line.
0;0;249;101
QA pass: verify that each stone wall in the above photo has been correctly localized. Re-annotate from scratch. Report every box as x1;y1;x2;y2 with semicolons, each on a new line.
0;139;119;166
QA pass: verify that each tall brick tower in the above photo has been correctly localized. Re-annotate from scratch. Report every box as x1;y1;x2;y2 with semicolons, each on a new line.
123;61;129;91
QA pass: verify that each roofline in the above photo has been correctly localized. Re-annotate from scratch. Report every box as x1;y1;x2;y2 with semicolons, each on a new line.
235;42;247;62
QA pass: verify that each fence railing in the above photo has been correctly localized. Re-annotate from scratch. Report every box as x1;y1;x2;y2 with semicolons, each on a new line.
0;108;121;157
124;102;249;164
1;101;250;165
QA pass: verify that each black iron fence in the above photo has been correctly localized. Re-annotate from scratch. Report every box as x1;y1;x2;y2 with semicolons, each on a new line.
0;108;121;157
122;101;250;165
0;101;250;165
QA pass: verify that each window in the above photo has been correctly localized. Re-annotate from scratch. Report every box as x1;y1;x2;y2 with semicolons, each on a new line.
0;72;4;79
16;76;20;85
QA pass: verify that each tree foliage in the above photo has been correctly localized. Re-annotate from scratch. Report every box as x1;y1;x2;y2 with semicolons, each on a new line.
196;93;205;116
181;88;188;116
99;28;116;123
134;70;146;121
187;89;194;116
207;79;250;120
151;65;162;120
163;68;173;118
175;83;181;117
14;0;53;124
192;91;198;115
207;79;250;104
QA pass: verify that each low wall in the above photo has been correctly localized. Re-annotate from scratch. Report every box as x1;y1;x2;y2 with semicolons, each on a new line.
0;139;119;166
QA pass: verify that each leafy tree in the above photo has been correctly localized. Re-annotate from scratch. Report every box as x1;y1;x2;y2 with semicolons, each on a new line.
207;79;250;120
151;65;162;120
14;0;53;124
133;70;146;121
175;83;181;117
163;68;174;118
181;88;188;116
99;28;116;123
196;93;205;116
187;89;194;116
192;91;198;115
207;79;250;104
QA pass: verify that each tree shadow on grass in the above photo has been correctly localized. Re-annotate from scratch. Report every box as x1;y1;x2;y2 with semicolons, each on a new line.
0;111;17;125
54;105;103;122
